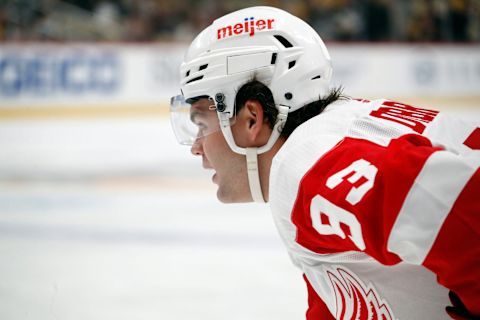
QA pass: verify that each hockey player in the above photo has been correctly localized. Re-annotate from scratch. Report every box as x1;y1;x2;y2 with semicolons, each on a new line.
169;6;480;320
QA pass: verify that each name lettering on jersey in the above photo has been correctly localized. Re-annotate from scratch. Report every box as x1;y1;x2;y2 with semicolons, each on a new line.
370;101;439;134
326;266;395;320
217;17;275;39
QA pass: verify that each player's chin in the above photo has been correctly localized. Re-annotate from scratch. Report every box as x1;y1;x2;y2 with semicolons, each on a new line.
216;186;252;204
216;189;235;203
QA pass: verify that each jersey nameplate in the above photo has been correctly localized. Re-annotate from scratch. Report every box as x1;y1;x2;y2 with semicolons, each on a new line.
370;101;439;134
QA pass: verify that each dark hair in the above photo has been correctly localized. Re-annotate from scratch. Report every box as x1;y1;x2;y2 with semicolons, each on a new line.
234;79;346;138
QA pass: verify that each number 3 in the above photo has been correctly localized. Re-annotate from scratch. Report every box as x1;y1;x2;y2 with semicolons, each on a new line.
310;159;378;251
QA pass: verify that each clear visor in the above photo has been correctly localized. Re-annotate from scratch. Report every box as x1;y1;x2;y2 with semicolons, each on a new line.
170;95;235;146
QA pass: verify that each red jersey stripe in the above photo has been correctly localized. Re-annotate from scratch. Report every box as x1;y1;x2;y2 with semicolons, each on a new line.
422;167;480;316
387;150;478;264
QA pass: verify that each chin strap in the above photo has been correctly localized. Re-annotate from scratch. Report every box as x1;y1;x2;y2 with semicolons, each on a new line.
246;147;265;203
219;105;289;203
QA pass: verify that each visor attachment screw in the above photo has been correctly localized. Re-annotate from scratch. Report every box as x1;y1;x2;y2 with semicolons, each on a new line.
215;93;226;112
284;92;293;100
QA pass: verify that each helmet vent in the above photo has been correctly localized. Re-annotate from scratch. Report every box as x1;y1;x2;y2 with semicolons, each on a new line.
186;70;190;77
186;75;204;84
199;64;208;71
288;60;296;69
271;53;277;64
274;35;293;48
311;75;321;80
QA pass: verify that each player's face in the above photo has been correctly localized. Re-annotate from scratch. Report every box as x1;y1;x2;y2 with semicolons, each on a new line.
190;99;252;203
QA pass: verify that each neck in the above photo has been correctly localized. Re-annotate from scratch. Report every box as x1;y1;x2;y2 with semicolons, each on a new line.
257;136;286;202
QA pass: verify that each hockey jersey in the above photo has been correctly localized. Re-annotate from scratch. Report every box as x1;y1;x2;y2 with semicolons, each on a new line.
269;98;480;319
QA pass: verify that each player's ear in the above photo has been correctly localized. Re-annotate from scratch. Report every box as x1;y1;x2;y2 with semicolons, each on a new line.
243;99;265;141
233;99;269;147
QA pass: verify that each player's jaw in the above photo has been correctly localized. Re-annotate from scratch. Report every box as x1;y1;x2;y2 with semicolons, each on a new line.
214;161;252;203
197;131;252;203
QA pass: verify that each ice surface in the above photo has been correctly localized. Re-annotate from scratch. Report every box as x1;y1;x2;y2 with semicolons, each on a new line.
0;117;306;320
0;105;478;320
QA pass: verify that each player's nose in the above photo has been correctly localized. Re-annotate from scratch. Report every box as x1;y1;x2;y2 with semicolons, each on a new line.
190;138;203;156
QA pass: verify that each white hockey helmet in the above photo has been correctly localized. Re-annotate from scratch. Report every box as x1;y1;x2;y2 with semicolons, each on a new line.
170;6;332;202
172;6;332;150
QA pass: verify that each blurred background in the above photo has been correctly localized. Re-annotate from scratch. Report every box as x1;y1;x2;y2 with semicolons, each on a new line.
1;0;480;42
0;1;479;320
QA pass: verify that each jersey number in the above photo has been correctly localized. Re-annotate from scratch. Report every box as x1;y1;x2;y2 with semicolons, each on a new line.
310;159;378;251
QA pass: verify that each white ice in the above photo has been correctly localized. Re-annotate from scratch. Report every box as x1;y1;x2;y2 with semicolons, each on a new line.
0;117;306;320
0;105;478;320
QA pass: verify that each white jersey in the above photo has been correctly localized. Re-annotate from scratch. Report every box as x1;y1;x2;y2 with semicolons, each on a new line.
269;98;480;319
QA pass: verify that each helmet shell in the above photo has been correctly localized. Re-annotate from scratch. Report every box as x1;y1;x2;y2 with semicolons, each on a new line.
180;6;333;117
